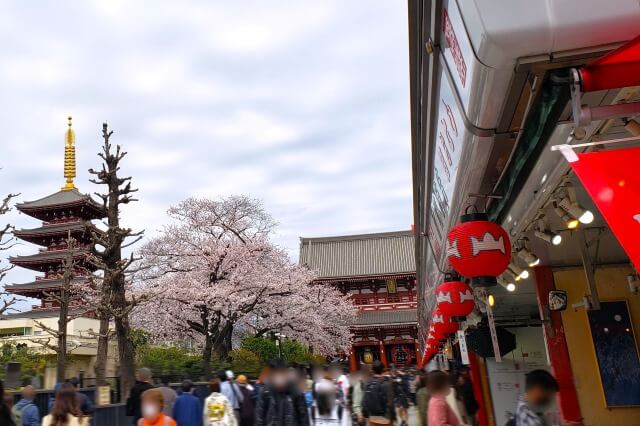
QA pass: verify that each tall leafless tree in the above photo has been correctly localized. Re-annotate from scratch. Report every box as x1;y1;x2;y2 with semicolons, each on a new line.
31;233;90;382
88;123;143;399
0;192;20;315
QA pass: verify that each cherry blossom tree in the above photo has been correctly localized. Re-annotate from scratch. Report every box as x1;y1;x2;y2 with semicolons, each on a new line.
134;196;354;378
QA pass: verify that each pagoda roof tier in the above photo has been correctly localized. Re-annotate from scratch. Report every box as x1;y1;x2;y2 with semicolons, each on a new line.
10;248;91;272
4;277;89;297
17;189;105;221
2;307;93;320
14;220;99;246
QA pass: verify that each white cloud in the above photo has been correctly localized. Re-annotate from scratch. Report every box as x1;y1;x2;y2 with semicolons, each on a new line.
0;0;412;310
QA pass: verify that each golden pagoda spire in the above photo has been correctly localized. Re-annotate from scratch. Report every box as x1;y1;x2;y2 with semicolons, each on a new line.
62;116;77;191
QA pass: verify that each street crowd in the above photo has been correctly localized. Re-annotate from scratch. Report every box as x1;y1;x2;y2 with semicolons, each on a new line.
0;359;563;426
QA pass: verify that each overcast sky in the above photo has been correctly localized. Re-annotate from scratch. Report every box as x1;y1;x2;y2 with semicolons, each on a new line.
0;1;412;306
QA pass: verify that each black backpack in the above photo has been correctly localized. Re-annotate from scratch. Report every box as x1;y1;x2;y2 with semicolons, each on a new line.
362;378;387;417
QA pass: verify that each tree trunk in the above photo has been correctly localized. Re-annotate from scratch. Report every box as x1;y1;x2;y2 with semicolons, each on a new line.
94;310;110;388
113;275;136;400
115;314;136;399
94;278;111;389
212;322;234;361
202;335;214;380
56;289;69;383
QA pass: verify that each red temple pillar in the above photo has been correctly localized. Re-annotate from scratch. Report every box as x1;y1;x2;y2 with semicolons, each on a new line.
349;347;358;372
533;266;582;423
379;340;388;368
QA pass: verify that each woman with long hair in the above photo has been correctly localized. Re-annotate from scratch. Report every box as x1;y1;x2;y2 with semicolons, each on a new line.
42;383;89;426
0;380;16;426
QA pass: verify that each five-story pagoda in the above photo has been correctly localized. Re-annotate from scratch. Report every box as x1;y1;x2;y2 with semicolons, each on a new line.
6;117;105;313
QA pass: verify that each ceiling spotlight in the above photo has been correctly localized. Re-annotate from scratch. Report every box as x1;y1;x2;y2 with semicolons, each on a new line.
509;263;529;280
498;276;516;292
535;230;562;246
559;197;594;224
554;202;579;229
518;248;540;267
488;294;495;307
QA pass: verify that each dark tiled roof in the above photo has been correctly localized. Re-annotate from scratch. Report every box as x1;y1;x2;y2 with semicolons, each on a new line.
17;189;103;211
10;248;89;264
299;231;415;279
5;277;88;293
352;309;417;326
14;221;92;237
2;307;91;320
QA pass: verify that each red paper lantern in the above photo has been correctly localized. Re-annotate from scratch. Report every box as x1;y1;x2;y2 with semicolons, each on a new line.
432;308;458;340
435;280;475;321
447;213;511;286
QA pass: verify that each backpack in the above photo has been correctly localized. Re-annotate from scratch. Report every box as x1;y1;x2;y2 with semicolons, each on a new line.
362;378;387;417
12;403;34;425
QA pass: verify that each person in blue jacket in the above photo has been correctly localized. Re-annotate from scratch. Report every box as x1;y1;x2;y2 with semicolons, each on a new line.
12;385;39;426
172;380;203;426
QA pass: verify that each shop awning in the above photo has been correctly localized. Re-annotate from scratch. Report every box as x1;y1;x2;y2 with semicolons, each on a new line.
569;146;640;270
581;34;640;92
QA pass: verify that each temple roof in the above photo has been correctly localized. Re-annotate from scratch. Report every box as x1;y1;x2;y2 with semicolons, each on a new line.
10;248;89;269
299;231;416;279
14;221;97;245
17;189;105;217
5;277;89;294
352;308;417;327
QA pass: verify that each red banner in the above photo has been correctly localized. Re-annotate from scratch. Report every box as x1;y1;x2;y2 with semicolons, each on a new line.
569;147;640;269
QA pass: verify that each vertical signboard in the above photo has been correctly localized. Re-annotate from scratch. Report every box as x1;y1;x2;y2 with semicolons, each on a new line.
457;329;470;365
486;299;502;362
427;67;465;263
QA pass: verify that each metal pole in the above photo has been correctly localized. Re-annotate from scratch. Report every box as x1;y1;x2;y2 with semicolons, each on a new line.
577;230;601;310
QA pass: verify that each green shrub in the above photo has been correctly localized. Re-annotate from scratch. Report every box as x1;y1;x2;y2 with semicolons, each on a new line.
229;348;262;378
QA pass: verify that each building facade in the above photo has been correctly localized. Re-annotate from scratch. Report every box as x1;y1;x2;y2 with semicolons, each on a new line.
299;231;418;369
409;1;640;424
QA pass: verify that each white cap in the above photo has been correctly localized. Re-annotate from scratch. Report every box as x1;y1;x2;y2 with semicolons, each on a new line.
225;370;234;379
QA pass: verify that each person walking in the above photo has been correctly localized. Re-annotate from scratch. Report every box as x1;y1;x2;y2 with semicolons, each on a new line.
255;359;310;426
455;368;478;426
127;368;156;425
12;385;39;426
173;380;203;426
236;375;255;426
350;366;369;426
138;388;177;426
219;371;243;423
361;361;394;426
415;374;430;426
514;369;581;426
68;378;94;417
427;370;465;426
0;380;16;426
42;384;89;426
390;366;409;426
311;380;342;426
203;379;237;426
158;377;178;418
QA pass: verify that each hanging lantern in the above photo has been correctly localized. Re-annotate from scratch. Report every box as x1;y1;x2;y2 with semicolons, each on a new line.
435;279;475;321
432;308;459;341
447;212;511;287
